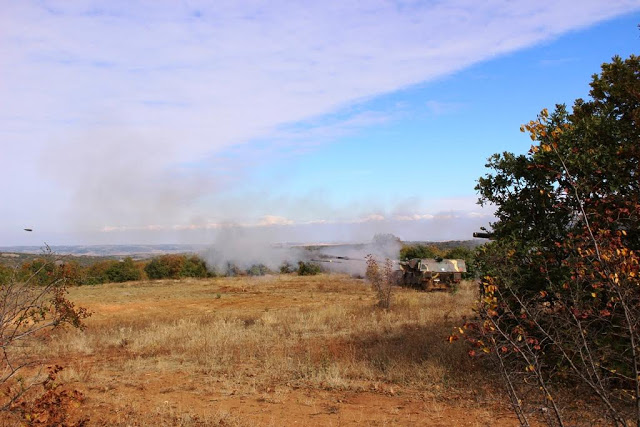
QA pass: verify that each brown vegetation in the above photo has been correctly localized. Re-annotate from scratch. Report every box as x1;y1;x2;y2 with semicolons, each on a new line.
23;274;518;425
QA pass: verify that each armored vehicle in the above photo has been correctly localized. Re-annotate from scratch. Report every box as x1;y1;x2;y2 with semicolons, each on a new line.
397;258;466;291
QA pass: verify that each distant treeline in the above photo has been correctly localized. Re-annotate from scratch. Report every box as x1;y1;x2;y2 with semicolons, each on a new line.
0;254;326;286
0;241;481;286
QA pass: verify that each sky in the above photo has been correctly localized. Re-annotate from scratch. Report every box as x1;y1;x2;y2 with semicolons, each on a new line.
1;0;639;246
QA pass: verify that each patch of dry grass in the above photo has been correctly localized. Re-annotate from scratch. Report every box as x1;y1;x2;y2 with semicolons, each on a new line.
28;274;498;425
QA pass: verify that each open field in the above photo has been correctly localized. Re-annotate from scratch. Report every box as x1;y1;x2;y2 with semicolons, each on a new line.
25;275;518;425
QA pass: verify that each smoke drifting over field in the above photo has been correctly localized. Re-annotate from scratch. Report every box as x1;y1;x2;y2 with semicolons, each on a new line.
201;229;403;276
201;226;308;273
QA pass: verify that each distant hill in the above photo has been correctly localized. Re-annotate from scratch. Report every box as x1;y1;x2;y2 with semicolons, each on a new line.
0;244;208;258
0;240;485;269
402;240;485;250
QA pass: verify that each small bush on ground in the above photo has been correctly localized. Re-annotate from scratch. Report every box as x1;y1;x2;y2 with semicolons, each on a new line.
224;262;243;277
297;261;322;276
247;264;271;276
1;248;89;422
105;257;142;283
0;264;14;285
279;261;294;274
181;255;209;278
365;255;395;309
19;258;85;286
145;254;210;280
83;260;114;285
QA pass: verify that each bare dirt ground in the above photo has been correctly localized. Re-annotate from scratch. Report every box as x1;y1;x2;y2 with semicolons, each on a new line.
27;275;519;425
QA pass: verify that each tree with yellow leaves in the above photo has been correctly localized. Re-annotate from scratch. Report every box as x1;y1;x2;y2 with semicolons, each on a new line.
460;55;640;426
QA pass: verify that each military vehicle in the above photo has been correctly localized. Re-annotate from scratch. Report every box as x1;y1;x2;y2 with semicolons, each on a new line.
396;258;466;291
308;250;467;292
472;232;494;239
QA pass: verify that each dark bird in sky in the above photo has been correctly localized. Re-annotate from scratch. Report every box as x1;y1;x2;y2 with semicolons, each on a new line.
24;228;33;232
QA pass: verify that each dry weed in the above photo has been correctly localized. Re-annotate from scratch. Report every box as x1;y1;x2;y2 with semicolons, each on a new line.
30;275;488;423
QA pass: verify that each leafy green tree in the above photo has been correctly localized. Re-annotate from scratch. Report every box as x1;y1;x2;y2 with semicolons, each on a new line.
297;261;322;276
247;264;271;276
105;257;142;283
460;55;640;425
0;264;14;286
145;254;210;279
279;261;294;274
145;255;184;279
84;260;114;285
399;244;442;261
18;258;84;286
181;255;209;278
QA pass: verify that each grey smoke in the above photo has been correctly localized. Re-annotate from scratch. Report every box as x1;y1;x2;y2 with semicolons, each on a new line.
201;229;403;276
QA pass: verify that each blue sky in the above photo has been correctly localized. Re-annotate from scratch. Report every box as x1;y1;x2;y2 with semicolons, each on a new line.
1;1;639;246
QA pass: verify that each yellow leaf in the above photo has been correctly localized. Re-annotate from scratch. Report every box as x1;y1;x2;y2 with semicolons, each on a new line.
591;292;597;298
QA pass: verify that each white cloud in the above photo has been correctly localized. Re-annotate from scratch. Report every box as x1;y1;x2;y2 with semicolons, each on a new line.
395;214;435;221
0;0;638;241
257;215;294;226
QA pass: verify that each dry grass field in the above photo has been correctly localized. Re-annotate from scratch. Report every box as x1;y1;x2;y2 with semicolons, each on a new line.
25;274;518;425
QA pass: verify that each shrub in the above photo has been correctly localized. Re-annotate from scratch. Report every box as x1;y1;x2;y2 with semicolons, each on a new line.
399;244;442;261
279;261;294;274
105;257;142;283
145;254;210;279
19;258;85;286
365;255;395;309
145;255;184;279
0;264;15;286
297;261;322;276
224;262;243;277
84;260;114;285
247;264;271;276
181;255;209;278
458;55;640;425
1;249;89;420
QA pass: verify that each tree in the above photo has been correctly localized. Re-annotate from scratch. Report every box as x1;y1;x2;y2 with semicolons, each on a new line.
399;244;442;261
1;248;89;420
459;55;640;425
145;255;185;279
181;255;209;278
297;261;322;276
144;254;210;280
105;257;142;283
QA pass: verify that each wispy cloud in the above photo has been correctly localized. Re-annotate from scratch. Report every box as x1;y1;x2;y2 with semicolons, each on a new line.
1;0;638;242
